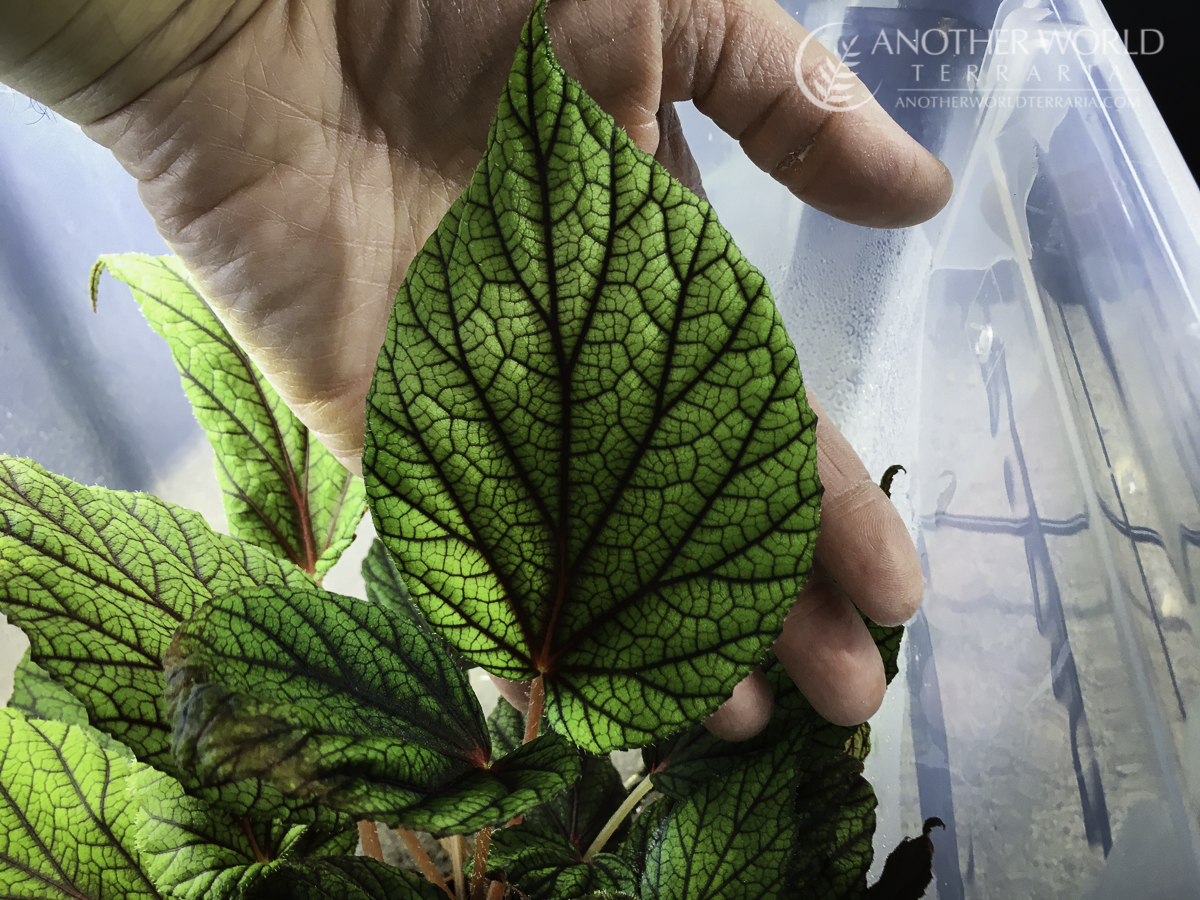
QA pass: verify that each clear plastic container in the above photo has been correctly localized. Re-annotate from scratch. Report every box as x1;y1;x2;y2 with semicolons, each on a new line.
683;0;1200;894
3;1;1198;895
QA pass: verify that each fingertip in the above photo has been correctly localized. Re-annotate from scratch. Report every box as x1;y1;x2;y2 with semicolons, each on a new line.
775;571;887;726
788;101;954;229
816;485;924;626
819;660;885;727
703;668;774;741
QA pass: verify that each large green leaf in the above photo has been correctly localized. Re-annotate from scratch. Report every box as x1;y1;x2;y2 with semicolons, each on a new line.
244;857;447;900
131;765;308;900
93;253;366;578
363;0;820;756
641;739;798;900
489;825;639;900
166;583;580;833
0;709;160;899
0;456;312;772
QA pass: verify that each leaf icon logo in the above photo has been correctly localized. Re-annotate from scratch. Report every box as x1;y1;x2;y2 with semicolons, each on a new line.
794;25;874;113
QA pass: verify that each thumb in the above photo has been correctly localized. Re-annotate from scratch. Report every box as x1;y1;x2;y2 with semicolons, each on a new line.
667;0;952;227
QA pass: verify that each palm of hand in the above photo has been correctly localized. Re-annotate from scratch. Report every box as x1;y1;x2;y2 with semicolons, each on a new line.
78;0;947;735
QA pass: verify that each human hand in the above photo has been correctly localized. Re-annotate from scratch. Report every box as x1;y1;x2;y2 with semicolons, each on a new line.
2;0;945;738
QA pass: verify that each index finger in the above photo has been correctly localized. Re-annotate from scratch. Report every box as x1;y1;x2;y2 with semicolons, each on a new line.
664;0;952;227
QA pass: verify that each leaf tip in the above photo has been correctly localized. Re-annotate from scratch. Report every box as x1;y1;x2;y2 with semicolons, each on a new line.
88;257;109;312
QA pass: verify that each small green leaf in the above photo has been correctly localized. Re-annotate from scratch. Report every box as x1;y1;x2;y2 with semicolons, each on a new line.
641;655;880;897
0;709;159;899
131;765;308;900
361;537;426;627
244;857;448;900
620;794;673;882
7;649;133;755
488;697;627;852
487;694;528;757
8;649;90;729
363;0;820;753
362;537;469;669
490;825;639;900
864;619;904;686
166;583;580;833
539;750;627;853
0;457;312;772
788;752;877;900
643;656;855;802
641;739;798;900
93;253;366;577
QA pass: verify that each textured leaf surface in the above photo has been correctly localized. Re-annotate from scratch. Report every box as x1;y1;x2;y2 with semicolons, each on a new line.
362;538;468;670
7;650;132;755
361;538;427;630
789;752;876;900
94;253;366;577
642;739;797;900
244;857;447;900
490;825;639;900
0;709;159;899
363;0;820;753
131;766;306;900
8;650;90;729
643;655;854;802
166;583;580;833
620;794;673;881
0;457;311;771
488;697;626;852
640;653;883;899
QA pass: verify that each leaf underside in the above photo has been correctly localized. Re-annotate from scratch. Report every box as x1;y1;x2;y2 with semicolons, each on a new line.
0;709;159;899
364;0;820;755
165;583;580;834
0;456;312;774
94;253;366;578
